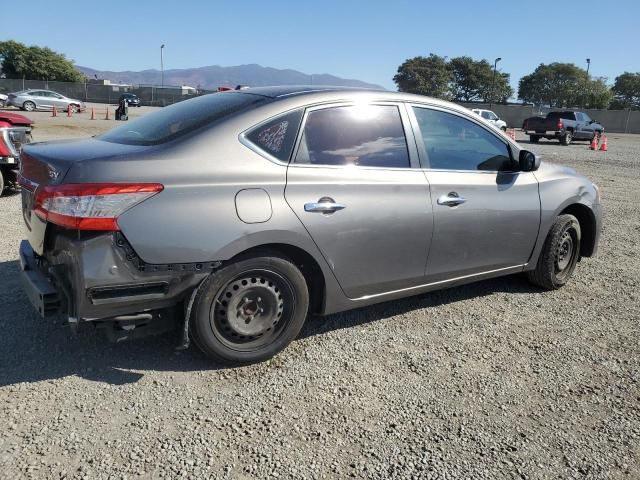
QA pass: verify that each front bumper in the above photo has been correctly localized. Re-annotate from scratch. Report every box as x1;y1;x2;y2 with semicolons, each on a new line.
19;232;210;322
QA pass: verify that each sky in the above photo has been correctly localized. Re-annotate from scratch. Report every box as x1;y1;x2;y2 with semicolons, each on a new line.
2;0;639;93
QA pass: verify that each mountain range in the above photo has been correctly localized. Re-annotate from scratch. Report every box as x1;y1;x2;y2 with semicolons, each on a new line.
77;64;384;90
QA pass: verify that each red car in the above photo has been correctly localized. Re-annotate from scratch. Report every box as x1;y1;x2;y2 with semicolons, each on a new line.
0;111;33;194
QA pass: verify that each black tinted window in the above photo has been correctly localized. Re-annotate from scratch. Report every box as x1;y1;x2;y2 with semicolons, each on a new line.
412;107;513;171
294;105;410;168
548;111;576;120
245;109;303;162
100;92;269;145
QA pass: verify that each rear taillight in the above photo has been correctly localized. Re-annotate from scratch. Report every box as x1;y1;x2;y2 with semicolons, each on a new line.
557;119;564;129
34;183;163;231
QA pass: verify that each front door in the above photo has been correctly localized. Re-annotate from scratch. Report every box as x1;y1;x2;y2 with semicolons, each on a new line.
410;105;540;282
285;103;433;298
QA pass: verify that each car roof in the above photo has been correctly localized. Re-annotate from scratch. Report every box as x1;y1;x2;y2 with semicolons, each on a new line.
239;85;384;98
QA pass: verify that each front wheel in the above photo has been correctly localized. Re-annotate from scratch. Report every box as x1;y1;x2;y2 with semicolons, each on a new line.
527;214;581;290
68;104;79;113
0;169;5;195
190;254;309;365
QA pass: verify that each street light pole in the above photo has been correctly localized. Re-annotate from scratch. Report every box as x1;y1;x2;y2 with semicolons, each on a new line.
586;58;591;76
583;58;591;108
160;44;165;88
490;57;502;110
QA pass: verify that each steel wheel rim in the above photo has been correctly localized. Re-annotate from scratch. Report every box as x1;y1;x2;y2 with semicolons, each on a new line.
555;228;576;277
209;269;295;351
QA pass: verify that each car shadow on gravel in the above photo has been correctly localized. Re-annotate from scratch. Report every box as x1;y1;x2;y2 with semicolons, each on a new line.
0;257;539;387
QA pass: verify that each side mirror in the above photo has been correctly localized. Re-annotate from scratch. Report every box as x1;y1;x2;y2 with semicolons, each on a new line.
519;150;540;172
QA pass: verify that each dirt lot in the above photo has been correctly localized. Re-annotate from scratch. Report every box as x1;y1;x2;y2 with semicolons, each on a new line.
0;112;639;479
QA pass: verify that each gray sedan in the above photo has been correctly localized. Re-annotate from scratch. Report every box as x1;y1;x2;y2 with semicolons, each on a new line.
18;86;601;364
8;89;85;112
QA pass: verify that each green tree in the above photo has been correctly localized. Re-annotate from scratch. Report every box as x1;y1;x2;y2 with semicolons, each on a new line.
518;62;611;108
393;54;452;99
610;72;640;109
0;40;84;82
448;56;513;103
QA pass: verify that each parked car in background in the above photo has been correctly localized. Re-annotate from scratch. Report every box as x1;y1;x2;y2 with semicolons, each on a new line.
7;89;85;113
522;111;603;145
119;93;141;107
0;93;8;107
0;111;32;194
471;108;507;131
18;87;601;365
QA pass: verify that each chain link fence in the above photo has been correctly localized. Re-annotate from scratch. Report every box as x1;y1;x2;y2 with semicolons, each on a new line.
0;78;214;107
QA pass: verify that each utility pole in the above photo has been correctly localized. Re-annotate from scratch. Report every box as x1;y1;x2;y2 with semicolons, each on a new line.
583;58;591;108
489;57;502;110
160;44;165;88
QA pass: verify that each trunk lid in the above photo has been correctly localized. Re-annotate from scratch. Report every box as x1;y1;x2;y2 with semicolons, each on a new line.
20;138;150;254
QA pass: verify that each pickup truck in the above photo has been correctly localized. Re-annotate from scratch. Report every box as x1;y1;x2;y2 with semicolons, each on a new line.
522;111;603;146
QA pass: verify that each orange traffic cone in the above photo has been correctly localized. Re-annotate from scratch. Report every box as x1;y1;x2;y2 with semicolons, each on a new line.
589;133;599;150
51;106;57;117
599;134;608;151
90;108;96;120
105;107;110;120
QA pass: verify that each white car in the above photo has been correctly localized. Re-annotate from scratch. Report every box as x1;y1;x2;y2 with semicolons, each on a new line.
0;93;8;107
472;109;507;131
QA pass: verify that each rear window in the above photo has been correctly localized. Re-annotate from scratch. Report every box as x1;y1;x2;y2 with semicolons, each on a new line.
548;111;576;120
99;92;269;145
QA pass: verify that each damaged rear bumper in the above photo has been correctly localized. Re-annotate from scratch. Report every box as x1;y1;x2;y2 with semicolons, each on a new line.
18;233;213;325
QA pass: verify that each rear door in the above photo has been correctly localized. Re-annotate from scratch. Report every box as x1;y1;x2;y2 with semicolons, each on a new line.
284;102;433;298
409;105;540;282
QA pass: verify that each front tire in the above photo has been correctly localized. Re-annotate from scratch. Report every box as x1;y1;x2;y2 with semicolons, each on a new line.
527;214;581;290
23;101;36;112
68;104;79;113
190;254;309;365
0;169;5;195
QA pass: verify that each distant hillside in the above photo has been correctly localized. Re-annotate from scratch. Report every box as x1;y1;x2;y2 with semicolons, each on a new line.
77;64;383;90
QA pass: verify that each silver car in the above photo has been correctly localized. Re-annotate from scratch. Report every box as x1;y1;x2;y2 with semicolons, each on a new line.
18;86;601;364
8;89;85;112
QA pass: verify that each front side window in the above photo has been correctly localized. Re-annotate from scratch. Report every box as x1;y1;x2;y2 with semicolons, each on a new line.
481;111;492;120
294;105;410;168
412;107;513;171
245;109;303;162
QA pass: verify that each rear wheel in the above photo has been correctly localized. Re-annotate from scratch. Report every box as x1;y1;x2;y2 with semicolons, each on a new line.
527;214;581;290
23;101;36;112
529;135;540;143
0;169;5;195
190;254;309;365
559;131;572;146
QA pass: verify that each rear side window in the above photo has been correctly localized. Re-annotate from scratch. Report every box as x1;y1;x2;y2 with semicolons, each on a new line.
245;109;303;162
412;107;513;171
100;92;269;145
294;105;410;168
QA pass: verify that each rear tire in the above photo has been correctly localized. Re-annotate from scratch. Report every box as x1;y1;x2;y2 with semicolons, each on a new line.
23;101;36;112
0;169;5;196
559;131;572;146
527;214;581;290
529;135;540;143
190;254;309;365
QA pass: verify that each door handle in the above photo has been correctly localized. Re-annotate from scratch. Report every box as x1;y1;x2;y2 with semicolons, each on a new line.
304;197;346;214
437;192;466;207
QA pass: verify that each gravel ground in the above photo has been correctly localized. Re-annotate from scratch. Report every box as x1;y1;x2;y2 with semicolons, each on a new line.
0;125;639;479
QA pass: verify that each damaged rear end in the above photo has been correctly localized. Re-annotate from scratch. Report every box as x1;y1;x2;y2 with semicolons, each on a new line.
18;140;211;340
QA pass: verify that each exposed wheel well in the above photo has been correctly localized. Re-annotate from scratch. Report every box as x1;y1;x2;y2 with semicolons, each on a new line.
560;204;597;257
229;243;326;314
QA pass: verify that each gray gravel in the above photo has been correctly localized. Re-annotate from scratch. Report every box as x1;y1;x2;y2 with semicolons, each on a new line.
1;131;639;479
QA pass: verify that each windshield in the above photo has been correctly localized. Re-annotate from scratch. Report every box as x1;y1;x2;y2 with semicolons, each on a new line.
99;92;269;145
